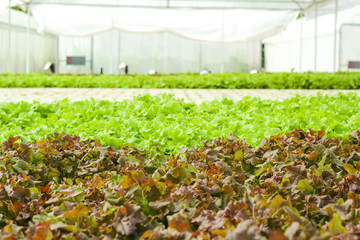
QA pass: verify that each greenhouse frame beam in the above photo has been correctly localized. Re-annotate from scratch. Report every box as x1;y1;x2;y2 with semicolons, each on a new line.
23;4;306;11
24;0;317;11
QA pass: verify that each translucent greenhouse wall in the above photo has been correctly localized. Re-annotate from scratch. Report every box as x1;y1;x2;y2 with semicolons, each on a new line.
264;7;360;73
265;31;339;72
339;24;360;71
58;30;261;74
0;9;57;73
265;24;360;73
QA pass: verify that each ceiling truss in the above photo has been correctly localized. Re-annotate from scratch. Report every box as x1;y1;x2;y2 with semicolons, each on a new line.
13;0;333;11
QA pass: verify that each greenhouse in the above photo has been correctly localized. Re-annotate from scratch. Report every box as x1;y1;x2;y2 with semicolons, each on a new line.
1;0;360;239
1;0;360;74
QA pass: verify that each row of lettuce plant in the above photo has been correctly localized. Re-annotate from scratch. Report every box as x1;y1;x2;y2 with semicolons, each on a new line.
0;93;359;154
1;72;360;89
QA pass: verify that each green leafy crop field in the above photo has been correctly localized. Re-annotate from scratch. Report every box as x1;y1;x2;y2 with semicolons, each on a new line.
1;72;360;89
0;93;358;154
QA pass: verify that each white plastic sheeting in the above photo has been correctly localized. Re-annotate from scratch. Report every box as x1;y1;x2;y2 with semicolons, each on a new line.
31;5;297;43
30;3;281;74
58;30;261;74
264;6;360;72
266;7;360;43
0;8;57;73
4;0;359;74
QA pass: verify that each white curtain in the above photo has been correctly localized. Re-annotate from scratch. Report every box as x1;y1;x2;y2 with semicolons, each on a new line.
31;5;297;43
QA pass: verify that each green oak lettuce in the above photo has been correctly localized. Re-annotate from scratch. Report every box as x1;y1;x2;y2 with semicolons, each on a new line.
0;93;358;153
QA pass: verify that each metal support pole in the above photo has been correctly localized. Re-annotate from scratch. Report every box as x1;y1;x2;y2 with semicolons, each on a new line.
8;0;11;72
199;43;202;71
221;9;225;73
56;36;59;73
338;25;343;71
333;0;338;72
90;36;94;74
164;32;168;73
26;5;30;73
118;31;121;74
314;2;318;72
299;12;303;72
111;30;114;74
110;7;114;74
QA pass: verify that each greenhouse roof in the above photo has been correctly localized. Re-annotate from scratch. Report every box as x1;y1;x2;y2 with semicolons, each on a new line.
3;0;360;42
